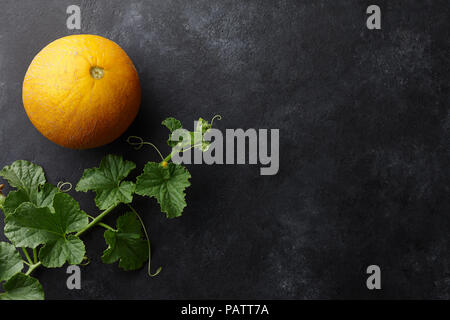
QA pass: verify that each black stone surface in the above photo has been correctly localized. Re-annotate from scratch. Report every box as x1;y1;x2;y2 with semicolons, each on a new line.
0;0;449;299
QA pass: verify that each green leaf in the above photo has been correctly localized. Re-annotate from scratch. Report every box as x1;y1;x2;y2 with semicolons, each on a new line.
163;117;184;147
0;160;45;198
39;236;85;268
5;204;61;247
194;118;212;151
34;183;59;208
169;129;191;148
4;193;88;268
0;273;44;300
1;190;27;216
76;155;136;210
136;162;191;218
0;160;59;217
164;117;213;151
195;118;212;134
0;242;23;282
102;212;148;271
162;117;182;132
2;183;58;216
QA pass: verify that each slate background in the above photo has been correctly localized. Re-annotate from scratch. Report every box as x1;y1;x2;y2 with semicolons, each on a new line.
0;0;449;299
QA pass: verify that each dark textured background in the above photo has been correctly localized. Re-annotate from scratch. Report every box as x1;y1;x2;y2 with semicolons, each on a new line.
0;0;449;299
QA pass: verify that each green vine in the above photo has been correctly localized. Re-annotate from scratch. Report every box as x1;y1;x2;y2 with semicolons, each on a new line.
0;115;220;300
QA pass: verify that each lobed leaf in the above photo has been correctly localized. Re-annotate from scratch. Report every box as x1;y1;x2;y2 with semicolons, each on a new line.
0;161;59;217
163;117;213;151
75;155;136;210
162;117;182;132
39;236;85;268
195;118;212;134
4;193;88;268
101;212;148;271
0;242;24;282
0;160;45;197
0;273;44;300
2;183;58;217
135;162;191;218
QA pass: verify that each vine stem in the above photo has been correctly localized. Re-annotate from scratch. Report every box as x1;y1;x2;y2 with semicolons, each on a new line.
75;205;117;237
163;152;173;163
97;222;115;231
21;248;33;265
87;215;115;231
25;262;41;276
22;115;223;279
163;143;204;163
32;248;38;264
127;204;162;277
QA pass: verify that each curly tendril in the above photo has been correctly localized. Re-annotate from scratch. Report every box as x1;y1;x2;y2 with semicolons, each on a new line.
57;181;72;192
80;256;91;266
126;136;164;161
210;114;222;127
